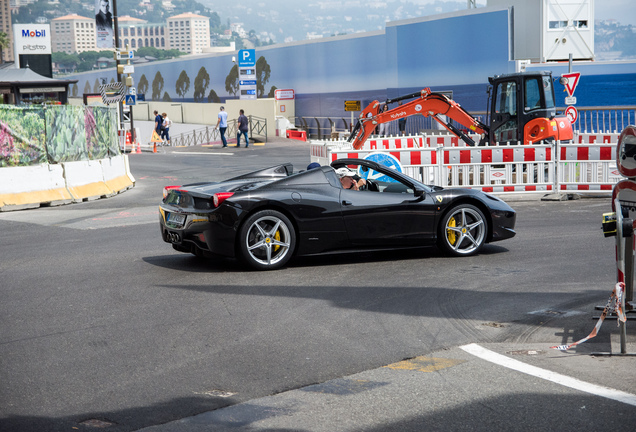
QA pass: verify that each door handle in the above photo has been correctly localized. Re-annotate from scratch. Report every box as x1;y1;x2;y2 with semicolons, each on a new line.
342;200;352;206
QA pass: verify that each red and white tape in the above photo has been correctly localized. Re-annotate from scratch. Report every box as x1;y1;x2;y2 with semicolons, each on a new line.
551;282;626;351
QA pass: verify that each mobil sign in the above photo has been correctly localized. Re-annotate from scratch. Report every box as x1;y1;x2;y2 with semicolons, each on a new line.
14;24;52;55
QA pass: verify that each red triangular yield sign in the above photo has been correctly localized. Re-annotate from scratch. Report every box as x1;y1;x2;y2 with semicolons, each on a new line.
561;72;581;97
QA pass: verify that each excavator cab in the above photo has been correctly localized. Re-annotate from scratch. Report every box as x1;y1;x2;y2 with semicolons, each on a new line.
488;72;570;145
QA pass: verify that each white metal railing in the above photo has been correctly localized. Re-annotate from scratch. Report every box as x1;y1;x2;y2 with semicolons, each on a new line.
310;133;622;195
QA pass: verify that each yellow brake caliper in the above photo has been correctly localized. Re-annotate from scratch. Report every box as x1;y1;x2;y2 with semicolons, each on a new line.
274;230;281;251
447;217;457;245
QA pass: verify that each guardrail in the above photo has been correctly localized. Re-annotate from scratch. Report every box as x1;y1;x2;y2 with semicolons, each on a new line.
309;132;623;195
294;106;636;139
170;115;268;147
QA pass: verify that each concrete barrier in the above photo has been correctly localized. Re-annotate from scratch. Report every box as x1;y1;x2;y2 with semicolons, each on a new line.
62;159;112;201
0;155;136;211
0;164;72;211
101;155;135;193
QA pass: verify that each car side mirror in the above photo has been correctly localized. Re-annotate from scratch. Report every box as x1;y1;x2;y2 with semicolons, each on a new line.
414;187;426;197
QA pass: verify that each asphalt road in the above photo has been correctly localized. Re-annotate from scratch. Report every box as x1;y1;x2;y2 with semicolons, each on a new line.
1;139;633;431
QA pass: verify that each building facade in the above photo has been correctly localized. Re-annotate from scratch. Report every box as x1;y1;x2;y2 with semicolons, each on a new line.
166;13;210;54
50;13;206;54
118;16;166;50
1;0;14;62
51;14;98;54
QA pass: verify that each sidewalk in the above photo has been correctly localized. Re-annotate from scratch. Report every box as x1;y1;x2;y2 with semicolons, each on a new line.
137;340;636;431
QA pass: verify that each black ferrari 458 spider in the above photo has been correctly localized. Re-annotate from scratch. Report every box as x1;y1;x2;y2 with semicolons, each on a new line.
159;158;516;270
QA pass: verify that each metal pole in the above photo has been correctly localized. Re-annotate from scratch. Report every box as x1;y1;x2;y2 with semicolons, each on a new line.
126;44;135;146
112;0;123;131
622;230;634;354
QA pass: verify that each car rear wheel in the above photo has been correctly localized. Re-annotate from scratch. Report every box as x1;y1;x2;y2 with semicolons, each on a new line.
438;204;487;256
238;210;296;270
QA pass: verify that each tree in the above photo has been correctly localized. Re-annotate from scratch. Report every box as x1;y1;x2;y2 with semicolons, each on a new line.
71;83;78;97
175;70;191;101
152;71;164;100
268;85;278;98
93;78;101;93
193;67;210;102
207;89;221;103
225;64;239;96
162;92;172;102
138;74;149;96
256;56;271;98
51;51;79;73
77;51;103;72
83;81;91;95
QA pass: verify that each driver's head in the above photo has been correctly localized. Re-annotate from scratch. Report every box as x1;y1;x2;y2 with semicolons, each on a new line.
336;167;358;190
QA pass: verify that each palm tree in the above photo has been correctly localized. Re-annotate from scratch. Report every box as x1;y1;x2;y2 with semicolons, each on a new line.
0;32;9;64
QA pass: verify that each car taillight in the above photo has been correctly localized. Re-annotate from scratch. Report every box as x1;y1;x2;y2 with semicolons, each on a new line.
213;192;234;207
163;185;182;199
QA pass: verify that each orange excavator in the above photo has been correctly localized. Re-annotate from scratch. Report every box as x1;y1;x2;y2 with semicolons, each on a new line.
347;71;573;149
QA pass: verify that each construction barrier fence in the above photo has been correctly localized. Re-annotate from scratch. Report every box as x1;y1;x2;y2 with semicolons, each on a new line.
309;133;622;195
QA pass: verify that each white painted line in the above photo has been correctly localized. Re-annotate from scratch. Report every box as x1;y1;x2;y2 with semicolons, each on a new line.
460;343;636;407
172;152;235;156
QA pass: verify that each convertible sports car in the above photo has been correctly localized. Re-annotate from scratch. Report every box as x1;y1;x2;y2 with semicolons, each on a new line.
159;158;516;270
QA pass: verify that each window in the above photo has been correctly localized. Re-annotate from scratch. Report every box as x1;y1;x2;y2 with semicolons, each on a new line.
495;81;517;115
574;20;588;28
549;20;568;29
524;77;541;111
542;76;555;109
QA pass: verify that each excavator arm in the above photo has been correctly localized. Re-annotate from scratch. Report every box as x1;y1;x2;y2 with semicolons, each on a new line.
347;88;490;150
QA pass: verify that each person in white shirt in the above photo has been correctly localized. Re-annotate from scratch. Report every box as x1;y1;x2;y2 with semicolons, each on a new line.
215;106;228;148
161;113;172;146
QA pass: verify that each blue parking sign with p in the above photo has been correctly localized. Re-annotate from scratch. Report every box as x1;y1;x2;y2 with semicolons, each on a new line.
238;49;256;67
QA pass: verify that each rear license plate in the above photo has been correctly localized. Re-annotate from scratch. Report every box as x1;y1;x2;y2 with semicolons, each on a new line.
167;212;186;225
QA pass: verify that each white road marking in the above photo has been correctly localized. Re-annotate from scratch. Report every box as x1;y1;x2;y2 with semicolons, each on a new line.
171;152;234;155
460;343;636;407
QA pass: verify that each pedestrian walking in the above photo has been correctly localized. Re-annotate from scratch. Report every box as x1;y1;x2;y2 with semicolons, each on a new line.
236;109;249;148
378;104;389;136
161;112;172;146
153;110;162;135
398;101;407;136
215;106;228;148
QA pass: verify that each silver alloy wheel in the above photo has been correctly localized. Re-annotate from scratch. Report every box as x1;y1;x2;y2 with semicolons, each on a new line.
443;206;486;255
245;214;292;267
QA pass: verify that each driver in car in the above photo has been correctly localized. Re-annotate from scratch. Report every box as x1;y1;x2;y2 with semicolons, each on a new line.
336;167;366;190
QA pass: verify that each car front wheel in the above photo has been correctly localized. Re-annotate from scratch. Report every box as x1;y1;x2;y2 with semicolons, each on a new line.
438;204;487;256
238;210;296;270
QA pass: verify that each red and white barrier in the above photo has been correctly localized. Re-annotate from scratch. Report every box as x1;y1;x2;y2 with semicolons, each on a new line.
309;133;621;195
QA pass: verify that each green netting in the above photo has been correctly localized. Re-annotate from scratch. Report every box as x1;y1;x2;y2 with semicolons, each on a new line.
0;105;120;166
0;106;47;167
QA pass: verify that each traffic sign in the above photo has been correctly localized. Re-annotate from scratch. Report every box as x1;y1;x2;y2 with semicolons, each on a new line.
565;96;577;105
274;89;295;100
239;80;257;86
238;49;256;67
565;106;578;124
345;100;361;111
124;95;136;105
561;72;581;97
115;50;134;60
361;152;404;183
117;64;135;74
128;87;136;95
616;125;636;178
